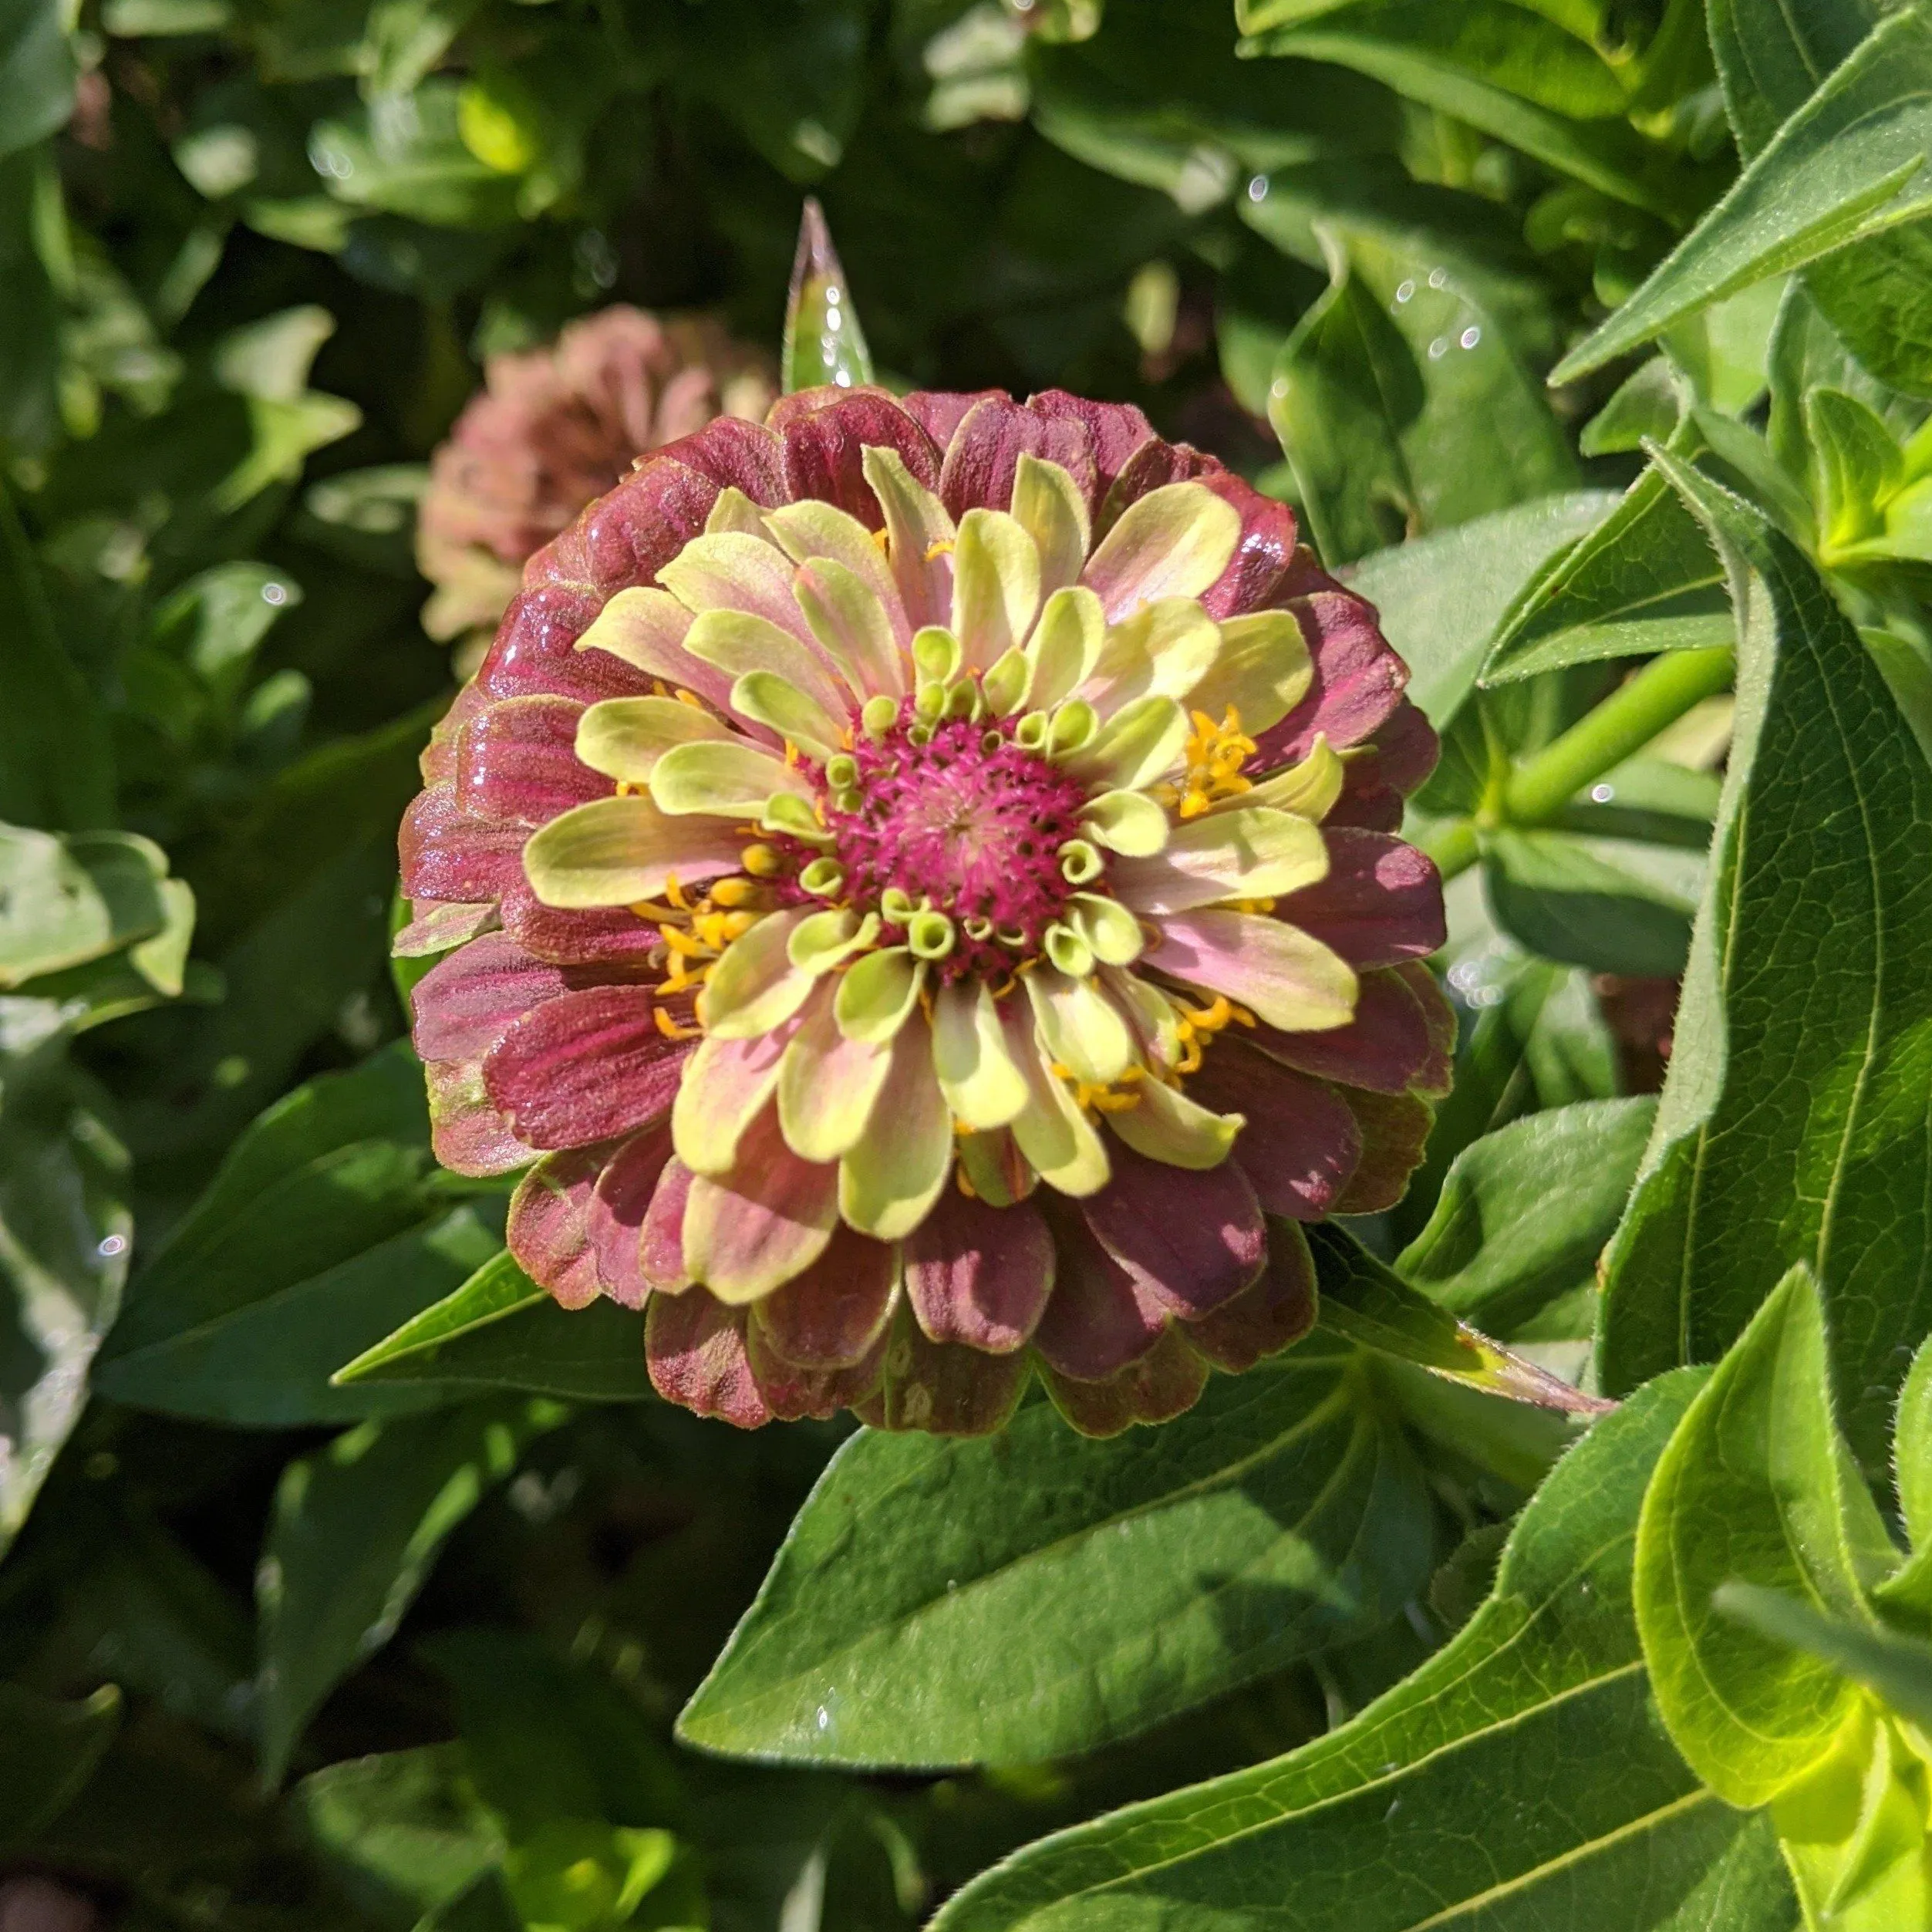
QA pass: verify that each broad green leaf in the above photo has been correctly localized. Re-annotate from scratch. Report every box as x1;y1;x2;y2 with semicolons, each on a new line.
1896;1334;1932;1552
335;1251;655;1403
311;83;520;228
258;1396;568;1783
1397;1095;1656;1334
1716;1584;1932;1732
1338;489;1616;729
1269;226;1576;564
1634;1268;1894;1808
1482;826;1703;976
1553;9;1932;383
933;1371;1795;1932
678;1340;1431;1767
0;0;76;167
1597;454;1932;1464
93;1046;490;1425
0;827;173;988
1766;280;1916;485
0;1682;119;1844
782;196;872;394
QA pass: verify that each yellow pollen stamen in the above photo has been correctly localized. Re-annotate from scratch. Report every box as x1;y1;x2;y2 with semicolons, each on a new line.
871;526;891;555
923;538;956;561
708;876;761;908
784;740;801;767
1172;704;1257;819
653;1007;703;1041
663;873;690;912
742;843;784;878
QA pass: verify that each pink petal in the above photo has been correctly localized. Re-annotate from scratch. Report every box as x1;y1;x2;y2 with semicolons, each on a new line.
1183;1222;1317;1372
1080;1140;1264;1319
1026;390;1156;502
745;1319;889;1422
1276;830;1445;969
482;985;694;1148
1188;1041;1362;1221
862;1308;1029;1434
936;395;1097;518
1240;966;1445;1097
1334;1089;1435;1215
1199;474;1300;620
1040;1327;1209;1437
901;388;1005;450
750;1222;899;1369
1251;585;1408;768
412;932;572;1062
424;1059;531;1176
570;453;732;604
656;414;790;502
477;581;642;706
1030;1204;1167;1381
646;1289;773;1428
777;392;942;527
1094;437;1217;537
640;1155;694;1291
399;784;527;904
587;1127;673;1308
903;1189;1054;1354
681;1104;839;1297
507;1147;606;1309
454;695;600;828
420;679;487;785
498;877;665;968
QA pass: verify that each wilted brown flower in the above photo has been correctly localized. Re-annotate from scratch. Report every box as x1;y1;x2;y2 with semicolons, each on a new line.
418;307;775;656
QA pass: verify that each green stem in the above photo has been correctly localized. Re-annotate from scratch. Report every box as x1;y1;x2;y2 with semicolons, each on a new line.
1502;646;1735;828
1421;818;1482;883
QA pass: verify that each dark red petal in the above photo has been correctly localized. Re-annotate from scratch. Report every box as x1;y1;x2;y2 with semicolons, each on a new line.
901;388;1006;450
640;1155;693;1291
477;581;642;706
1030;1204;1167;1381
936;395;1097;518
482;985;693;1148
863;1307;1029;1434
903;1189;1054;1354
646;1289;772;1428
422;679;488;786
1253;582;1408;769
1199;473;1299;619
745;1319;888;1422
656;413;789;502
1080;1140;1265;1318
587;1126;673;1309
412;932;570;1062
498;876;666;967
1279;830;1446;969
1395;960;1457;1098
507;1146;607;1309
1026;390;1156;494
750;1222;899;1369
778;392;942;527
1327;701;1441;833
1039;1327;1209;1437
1332;1090;1435;1214
1241;966;1444;1098
1189;1043;1362;1222
400;784;528;905
1095;437;1219;538
455;695;600;828
424;1059;531;1176
1183;1222;1317;1372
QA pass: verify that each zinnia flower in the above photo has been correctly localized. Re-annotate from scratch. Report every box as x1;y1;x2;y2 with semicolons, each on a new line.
417;305;776;652
398;385;1450;1436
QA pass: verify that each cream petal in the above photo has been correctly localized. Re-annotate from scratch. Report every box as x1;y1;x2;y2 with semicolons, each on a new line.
794;558;905;700
1024;585;1106;711
932;979;1029;1131
706;486;780;539
1064;694;1189;791
1067;892;1145;966
659;530;816;646
949;507;1040;671
1080;789;1169;856
1145;909;1358;1033
862;445;956;631
1112;806;1330;914
1025;966;1135;1085
648;737;814;817
673;1019;798;1175
764;499;912;640
1108;1074;1244;1169
1081;598;1221;715
1011;453;1091;597
1000;996;1111;1196
575;696;735;784
683;608;855;723
1081;481;1242;621
1186;609;1313;738
838;1017;953;1241
729;671;846;765
574;586;740;718
1238;734;1345;821
698;907;818;1040
835;946;926;1044
521;794;744;909
778;989;893;1162
681;1104;838;1303
1101;963;1185;1072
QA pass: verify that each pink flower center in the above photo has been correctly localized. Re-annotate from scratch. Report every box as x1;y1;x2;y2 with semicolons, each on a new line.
826;705;1093;981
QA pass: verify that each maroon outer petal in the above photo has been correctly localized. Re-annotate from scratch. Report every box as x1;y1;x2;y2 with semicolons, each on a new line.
1183;1222;1318;1373
411;935;573;1065
1199;474;1299;620
1333;1090;1436;1215
776;390;942;527
477;581;637;706
1031;1206;1167;1381
750;1223;899;1370
1279;830;1446;969
639;1155;694;1291
482;985;694;1148
1080;1143;1265;1320
646;1290;773;1428
900;389;1005;451
507;1147;607;1309
424;1060;530;1176
1040;1327;1209;1437
745;1320;888;1423
660;413;791;501
455;695;601;827
1253;580;1408;769
498;877;666;968
1396;960;1457;1097
858;1307;1029;1435
1097;437;1218;536
1240;966;1445;1098
936;395;1096;518
1327;700;1441;832
400;785;527;904
586;1127;673;1308
422;679;488;785
903;1190;1054;1354
1188;1044;1362;1222
1026;389;1156;498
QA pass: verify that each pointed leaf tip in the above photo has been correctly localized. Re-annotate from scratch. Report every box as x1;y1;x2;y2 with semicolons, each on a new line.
783;197;874;396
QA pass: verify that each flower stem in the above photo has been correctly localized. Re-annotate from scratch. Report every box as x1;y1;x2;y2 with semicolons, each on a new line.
1502;646;1735;828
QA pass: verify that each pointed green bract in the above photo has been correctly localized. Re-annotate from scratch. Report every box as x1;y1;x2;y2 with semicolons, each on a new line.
781;196;873;394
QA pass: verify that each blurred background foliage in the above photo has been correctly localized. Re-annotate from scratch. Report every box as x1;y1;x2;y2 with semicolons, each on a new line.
6;0;1932;1923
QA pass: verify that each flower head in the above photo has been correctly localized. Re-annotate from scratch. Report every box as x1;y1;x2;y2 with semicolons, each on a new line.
417;306;775;650
400;386;1450;1436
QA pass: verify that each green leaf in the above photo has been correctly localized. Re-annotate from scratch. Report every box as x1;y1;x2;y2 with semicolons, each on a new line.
1809;385;1905;557
334;1250;656;1403
1397;1095;1656;1334
1482;826;1703;976
0;826;170;987
1338;489;1616;729
1895;1334;1932;1553
932;1371;1796;1932
782;196;872;395
1634;1267;1894;1808
1597;453;1932;1465
93;1045;491;1425
312;83;521;228
0;0;76;167
0;1682;119;1845
258;1396;568;1784
678;1340;1433;1768
1766;279;1915;485
1715;1583;1932;1732
1269;226;1577;564
1553;9;1932;383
